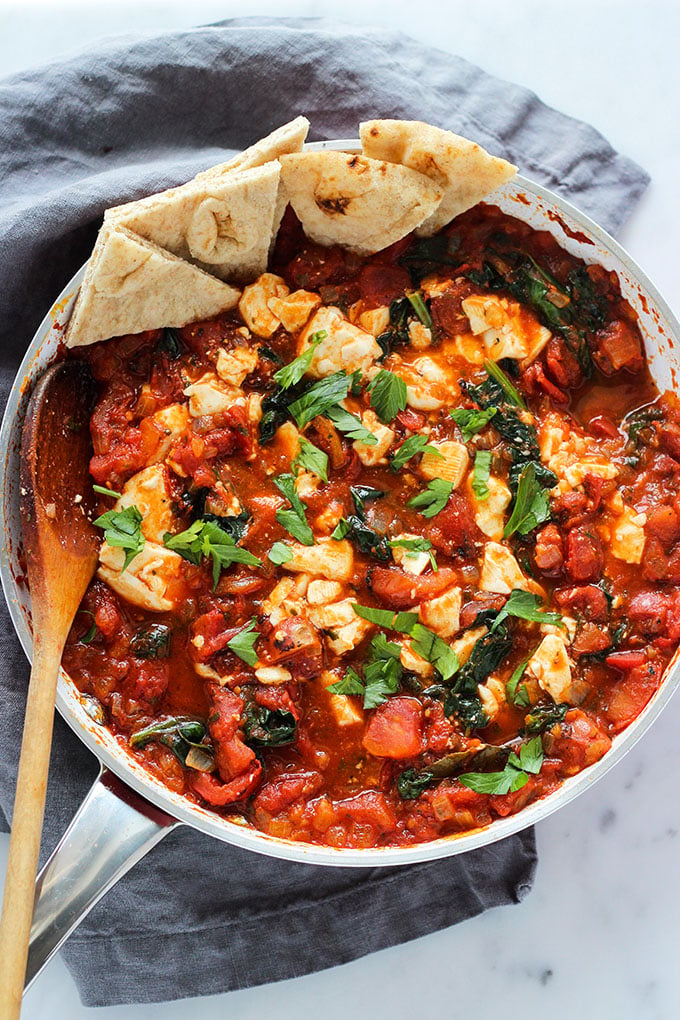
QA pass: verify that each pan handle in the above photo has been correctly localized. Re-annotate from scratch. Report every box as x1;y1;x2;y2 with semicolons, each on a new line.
24;766;182;990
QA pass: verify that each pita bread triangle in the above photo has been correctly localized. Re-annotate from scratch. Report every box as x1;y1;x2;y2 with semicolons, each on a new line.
278;150;443;255
360;119;517;236
65;224;240;348
194;116;310;181
105;162;280;284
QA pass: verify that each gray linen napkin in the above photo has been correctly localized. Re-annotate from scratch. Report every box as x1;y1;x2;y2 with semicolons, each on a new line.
0;17;648;1008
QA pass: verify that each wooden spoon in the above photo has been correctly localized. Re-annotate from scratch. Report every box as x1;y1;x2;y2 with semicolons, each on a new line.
0;359;99;1018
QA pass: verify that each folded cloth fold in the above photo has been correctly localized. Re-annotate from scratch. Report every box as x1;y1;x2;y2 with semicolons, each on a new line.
0;16;647;1007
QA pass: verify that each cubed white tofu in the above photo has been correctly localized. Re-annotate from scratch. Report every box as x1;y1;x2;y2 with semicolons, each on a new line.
307;579;344;605
420;440;469;486
610;505;647;564
298;307;381;379
478;676;506;721
238;273;289;338
330;692;365;726
359;306;390;337
453;332;486;365
451;626;487;665
391;532;431;576
353;409;395;466
295;470;320;500
254;666;293;685
539;412;618;495
461;294;551;364
319;672;364;727
418;585;462;639
273;421;301;464
396;357;458;411
98;541;183;612
308;598;373;655
468;474;512;542
562;459;619;490
463;295;508;336
541;615;578;643
480;542;532;595
400;639;434;677
215;346;259;387
183;372;245;417
116;463;176;543
526;633;572;703
146;403;190;464
204;480;241;518
268;289;321;333
262;574;310;626
313;501;346;535
247;392;263;424
283;539;354;581
408;321;432;349
420;275;453;299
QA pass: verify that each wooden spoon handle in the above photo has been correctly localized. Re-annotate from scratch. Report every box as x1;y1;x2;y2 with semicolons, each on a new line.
0;632;64;1019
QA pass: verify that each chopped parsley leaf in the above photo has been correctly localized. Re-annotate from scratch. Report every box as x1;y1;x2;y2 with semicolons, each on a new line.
273;473;315;545
407;478;453;518
94;505;145;570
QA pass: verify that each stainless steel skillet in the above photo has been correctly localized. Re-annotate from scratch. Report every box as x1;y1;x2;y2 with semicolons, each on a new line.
2;139;679;989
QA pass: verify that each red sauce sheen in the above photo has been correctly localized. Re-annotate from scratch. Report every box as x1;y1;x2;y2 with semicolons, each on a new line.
63;204;680;849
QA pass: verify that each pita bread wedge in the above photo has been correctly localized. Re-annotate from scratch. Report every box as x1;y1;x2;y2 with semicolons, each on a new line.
278;151;443;255
65;225;241;348
360;120;517;236
194;116;310;181
105;162;280;284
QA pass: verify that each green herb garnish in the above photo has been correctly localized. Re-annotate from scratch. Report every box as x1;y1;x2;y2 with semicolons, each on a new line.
328;633;403;709
273;330;327;389
472;450;492;501
490;589;563;633
268;542;294;565
409;623;459;681
226;618;260;666
450;407;498;441
164;518;261;588
93;484;122;499
505;657;531;708
242;703;297;747
325;404;378;444
458;736;544;795
368;369;408;423
503;462;551;538
78;610;97;645
94;505;145;570
273;473;315;545
352;604;419;632
130;716;213;770
130;623;172;660
390;434;442;473
406;290;432;328
407;478;453;518
483;360;526;409
288;371;353;428
293;435;329;483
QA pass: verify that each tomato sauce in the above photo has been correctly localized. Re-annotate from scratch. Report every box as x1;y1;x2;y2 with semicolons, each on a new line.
62;204;680;849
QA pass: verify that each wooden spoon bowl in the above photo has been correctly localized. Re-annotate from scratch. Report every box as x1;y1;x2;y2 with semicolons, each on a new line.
0;359;99;1018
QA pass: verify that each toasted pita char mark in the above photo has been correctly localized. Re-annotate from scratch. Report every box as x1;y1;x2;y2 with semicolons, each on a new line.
194;115;310;180
359;119;517;236
105;163;280;284
65;224;240;348
278;151;442;255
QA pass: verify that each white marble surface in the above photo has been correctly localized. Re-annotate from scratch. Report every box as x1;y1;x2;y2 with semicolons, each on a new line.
1;1;679;1017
